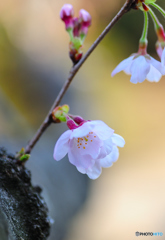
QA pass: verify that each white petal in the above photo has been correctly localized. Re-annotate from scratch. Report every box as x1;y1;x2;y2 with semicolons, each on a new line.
111;55;134;77
81;135;102;159
161;48;165;70
99;146;119;168
111;133;125;147
149;56;165;75
68;142;95;170
156;45;163;59
146;65;162;82
70;132;102;159
86;161;102;179
97;138;113;159
130;56;150;84
70;121;91;139
91;120;114;140
76;166;86;174
53;130;71;161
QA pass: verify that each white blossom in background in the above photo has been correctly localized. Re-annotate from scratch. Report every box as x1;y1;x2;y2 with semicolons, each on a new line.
111;53;164;84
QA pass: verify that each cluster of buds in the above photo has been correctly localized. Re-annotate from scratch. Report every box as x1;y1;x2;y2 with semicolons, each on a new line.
112;0;165;83
60;4;91;64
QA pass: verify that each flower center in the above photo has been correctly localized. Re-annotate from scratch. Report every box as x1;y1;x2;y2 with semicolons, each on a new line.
76;132;97;149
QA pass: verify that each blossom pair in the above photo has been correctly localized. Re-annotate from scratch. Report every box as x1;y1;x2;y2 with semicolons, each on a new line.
60;4;91;35
53;114;125;179
112;1;165;83
111;45;165;84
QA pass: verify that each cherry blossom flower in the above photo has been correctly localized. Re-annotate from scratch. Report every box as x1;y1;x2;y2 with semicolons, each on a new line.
53;119;125;179
111;53;164;83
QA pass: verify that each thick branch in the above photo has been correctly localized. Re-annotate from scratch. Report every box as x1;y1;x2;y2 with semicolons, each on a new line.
0;148;50;239
25;0;136;154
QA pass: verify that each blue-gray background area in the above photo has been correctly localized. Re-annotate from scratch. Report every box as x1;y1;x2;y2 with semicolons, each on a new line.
0;56;90;240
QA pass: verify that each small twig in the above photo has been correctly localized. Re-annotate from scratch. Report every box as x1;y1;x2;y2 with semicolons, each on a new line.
25;0;135;154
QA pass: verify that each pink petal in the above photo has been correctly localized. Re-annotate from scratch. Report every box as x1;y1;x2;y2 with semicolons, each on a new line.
70;134;101;159
86;161;102;179
111;56;134;77
60;4;74;20
53;130;71;161
70;121;91;139
91;120;114;140
81;136;102;159
68;143;95;170
97;138;113;159
111;133;125;147
99;146;119;168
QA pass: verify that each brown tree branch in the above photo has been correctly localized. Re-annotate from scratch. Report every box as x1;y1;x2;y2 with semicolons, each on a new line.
25;0;136;154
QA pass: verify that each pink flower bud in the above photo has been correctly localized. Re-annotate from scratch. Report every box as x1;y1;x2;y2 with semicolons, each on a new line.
156;24;165;42
156;41;164;59
66;116;79;130
79;9;91;35
60;4;74;29
73;116;85;125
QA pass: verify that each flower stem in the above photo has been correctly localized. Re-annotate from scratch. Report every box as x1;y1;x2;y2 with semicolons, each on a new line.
140;11;148;43
148;6;161;29
150;3;165;17
67;28;74;42
24;0;136;154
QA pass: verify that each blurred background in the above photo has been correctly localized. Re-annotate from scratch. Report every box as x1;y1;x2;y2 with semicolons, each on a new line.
0;0;165;239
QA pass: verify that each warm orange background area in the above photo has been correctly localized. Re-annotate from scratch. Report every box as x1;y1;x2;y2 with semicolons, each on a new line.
0;0;165;239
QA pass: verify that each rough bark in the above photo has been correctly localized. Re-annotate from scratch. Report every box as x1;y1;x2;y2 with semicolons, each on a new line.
0;147;50;240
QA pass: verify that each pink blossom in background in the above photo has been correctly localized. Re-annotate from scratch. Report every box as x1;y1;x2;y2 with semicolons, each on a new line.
53;120;125;179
